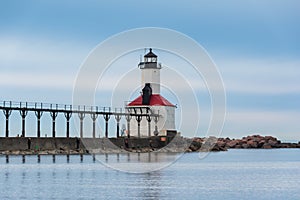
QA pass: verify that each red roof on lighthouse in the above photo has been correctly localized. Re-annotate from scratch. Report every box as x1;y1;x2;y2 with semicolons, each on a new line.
127;94;175;107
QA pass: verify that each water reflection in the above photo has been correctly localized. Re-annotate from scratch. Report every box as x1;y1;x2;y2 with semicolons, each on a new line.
0;154;177;199
117;153;120;162
127;152;130;162
37;171;41;184
5;172;9;182
21;171;26;184
1;153;181;173
105;153;108;162
94;152;181;173
140;172;162;200
52;155;56;163
92;154;96;162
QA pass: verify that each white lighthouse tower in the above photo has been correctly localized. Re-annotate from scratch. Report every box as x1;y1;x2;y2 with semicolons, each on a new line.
126;48;177;137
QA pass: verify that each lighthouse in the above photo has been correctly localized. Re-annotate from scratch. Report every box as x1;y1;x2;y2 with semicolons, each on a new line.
126;48;177;137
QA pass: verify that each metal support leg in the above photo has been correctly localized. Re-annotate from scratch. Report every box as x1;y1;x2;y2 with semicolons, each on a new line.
146;115;152;137
35;111;43;138
78;112;85;138
67;119;70;138
92;120;96;138
90;113;98;138
64;112;72;138
50;111;58;138
6;117;9;137
20;109;28;137
3;109;11;137
115;114;121;138
103;114;110;138
135;116;142;138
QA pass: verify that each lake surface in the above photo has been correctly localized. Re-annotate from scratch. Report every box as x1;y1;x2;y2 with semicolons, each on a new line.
0;149;300;200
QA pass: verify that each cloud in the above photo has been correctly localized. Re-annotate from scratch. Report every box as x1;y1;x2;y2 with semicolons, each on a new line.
0;36;90;72
0;36;92;91
0;72;74;89
217;57;300;94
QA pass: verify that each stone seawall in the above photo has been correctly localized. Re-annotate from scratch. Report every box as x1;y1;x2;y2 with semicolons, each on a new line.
0;137;171;154
0;135;299;155
0;138;78;151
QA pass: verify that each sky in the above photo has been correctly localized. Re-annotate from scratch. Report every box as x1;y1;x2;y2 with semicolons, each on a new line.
0;0;299;140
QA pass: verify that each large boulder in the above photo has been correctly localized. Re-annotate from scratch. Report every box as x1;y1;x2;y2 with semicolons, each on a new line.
247;140;258;148
226;140;238;148
258;140;266;148
189;140;202;151
268;139;280;148
262;143;272;149
216;140;226;148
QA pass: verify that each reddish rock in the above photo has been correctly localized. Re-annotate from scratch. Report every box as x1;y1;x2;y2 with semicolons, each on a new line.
217;141;226;148
262;143;272;149
187;135;298;151
241;139;248;144
226;140;238;148
212;144;227;151
252;137;261;142
268;139;279;147
236;139;243;145
258;140;266;148
247;140;258;148
265;136;277;141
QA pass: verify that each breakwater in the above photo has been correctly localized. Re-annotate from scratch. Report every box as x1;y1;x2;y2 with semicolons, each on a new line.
189;135;300;151
0;135;299;155
0;136;172;155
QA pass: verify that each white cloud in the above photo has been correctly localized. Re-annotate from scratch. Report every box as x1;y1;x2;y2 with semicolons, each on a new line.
2;36;299;96
0;72;75;89
217;57;300;94
0;36;93;90
0;36;90;71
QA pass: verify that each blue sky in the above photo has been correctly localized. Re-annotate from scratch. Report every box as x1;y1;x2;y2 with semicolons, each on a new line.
0;0;300;140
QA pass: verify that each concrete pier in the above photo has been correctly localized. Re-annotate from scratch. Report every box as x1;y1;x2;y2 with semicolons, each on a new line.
0;136;174;154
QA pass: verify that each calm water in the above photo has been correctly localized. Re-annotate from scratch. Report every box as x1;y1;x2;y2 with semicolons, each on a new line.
0;149;300;200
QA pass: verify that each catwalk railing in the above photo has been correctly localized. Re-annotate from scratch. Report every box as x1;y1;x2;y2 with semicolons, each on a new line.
0;101;159;138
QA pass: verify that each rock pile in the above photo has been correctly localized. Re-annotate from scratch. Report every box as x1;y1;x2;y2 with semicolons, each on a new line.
188;135;300;152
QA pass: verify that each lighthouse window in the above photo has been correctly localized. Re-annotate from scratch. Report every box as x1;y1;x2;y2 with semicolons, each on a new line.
151;57;157;62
